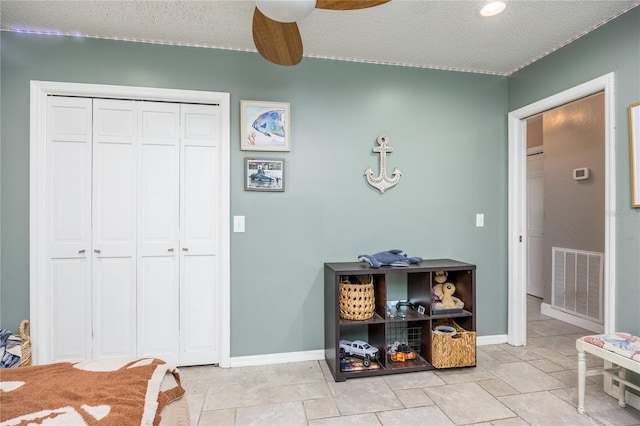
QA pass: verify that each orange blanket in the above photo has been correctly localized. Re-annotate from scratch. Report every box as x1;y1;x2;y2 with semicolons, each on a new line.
0;358;184;425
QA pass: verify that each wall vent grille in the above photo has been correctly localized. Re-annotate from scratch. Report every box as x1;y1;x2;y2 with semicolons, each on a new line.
551;247;603;324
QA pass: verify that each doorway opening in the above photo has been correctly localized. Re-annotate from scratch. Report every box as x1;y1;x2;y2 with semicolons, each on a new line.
507;73;616;347
525;92;606;334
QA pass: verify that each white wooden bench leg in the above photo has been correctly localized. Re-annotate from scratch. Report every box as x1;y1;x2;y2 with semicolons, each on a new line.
577;350;587;414
618;368;627;408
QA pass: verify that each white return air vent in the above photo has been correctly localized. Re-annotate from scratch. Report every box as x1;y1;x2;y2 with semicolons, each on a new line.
552;247;603;324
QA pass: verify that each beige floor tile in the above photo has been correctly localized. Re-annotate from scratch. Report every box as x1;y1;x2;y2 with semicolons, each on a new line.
500;344;544;361
488;361;567;393
235;401;307;426
489;417;530;426
476;378;519;397
202;381;270;410
382;371;445;390
328;377;403;415
394;388;435;408
484;350;522;364
197;409;235;426
304;397;341;420
434;365;496;384
424;382;515;424
526;357;565;373
186;394;205;425
499;391;600;425
309;413;381;425
268;381;332;403
376;406;455;425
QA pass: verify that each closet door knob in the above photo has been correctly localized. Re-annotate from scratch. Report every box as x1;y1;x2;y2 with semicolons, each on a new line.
182;247;189;252
78;249;86;254
94;249;101;254
168;248;174;252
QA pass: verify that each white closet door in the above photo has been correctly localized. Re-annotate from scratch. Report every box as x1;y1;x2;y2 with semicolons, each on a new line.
136;102;180;364
46;96;93;362
180;104;220;366
92;99;138;359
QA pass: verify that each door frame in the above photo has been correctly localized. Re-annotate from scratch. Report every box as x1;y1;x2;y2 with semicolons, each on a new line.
29;80;231;367
507;73;616;346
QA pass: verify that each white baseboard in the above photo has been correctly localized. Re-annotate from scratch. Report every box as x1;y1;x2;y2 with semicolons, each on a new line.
230;349;325;368
477;334;508;346
540;303;604;333
228;335;508;368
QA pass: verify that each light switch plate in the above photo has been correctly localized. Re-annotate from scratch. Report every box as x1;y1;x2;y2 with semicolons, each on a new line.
476;213;484;227
233;216;245;233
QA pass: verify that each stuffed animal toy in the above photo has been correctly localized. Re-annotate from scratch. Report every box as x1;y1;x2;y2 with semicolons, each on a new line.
432;271;464;309
432;271;447;302
439;282;464;309
358;249;422;269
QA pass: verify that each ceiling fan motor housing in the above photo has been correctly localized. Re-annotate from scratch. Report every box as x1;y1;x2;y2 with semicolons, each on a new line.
255;0;317;23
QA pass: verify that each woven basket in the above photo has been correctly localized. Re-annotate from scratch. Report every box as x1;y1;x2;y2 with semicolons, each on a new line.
431;319;476;368
339;275;375;320
19;320;31;367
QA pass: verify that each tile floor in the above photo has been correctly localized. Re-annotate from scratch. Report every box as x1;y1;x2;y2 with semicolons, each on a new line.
179;296;640;425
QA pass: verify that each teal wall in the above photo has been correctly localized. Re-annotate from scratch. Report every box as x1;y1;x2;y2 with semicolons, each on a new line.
0;32;508;356
508;7;640;336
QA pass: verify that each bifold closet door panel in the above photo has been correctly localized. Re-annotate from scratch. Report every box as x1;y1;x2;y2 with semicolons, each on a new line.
46;96;93;362
136;102;180;364
92;99;138;359
179;104;221;366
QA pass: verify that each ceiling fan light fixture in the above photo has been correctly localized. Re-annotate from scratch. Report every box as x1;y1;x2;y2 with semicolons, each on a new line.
256;0;317;23
479;1;506;17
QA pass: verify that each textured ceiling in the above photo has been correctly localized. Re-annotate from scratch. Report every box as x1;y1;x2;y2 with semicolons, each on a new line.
1;0;639;75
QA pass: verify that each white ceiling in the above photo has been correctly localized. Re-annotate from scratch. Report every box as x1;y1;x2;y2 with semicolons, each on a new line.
1;0;638;75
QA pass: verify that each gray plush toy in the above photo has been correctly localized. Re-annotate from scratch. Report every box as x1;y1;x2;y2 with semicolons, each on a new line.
358;249;422;269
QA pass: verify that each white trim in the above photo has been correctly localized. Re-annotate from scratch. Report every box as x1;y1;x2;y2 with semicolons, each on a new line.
540;303;604;334
29;80;231;368
508;73;616;346
230;350;326;368
477;334;509;346
527;146;543;156
229;337;508;368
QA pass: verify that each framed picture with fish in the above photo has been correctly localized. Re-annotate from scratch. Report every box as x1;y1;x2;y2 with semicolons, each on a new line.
241;100;291;151
244;158;285;192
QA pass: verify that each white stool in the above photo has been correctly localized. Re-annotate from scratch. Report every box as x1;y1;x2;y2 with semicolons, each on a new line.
576;333;640;414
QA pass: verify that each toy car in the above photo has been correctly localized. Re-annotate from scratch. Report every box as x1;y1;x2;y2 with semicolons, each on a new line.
339;339;379;367
391;351;416;362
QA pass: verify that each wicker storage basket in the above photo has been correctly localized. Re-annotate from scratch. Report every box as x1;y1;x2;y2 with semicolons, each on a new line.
339;275;375;320
19;320;31;367
431;319;476;368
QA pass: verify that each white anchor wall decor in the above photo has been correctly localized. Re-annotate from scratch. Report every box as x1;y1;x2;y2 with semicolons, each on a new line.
364;134;401;194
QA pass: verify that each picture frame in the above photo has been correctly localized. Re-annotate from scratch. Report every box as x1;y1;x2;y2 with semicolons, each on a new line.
244;158;285;192
417;305;426;315
241;100;290;151
629;101;640;208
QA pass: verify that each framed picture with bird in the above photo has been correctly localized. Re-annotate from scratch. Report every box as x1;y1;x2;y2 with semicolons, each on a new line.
241;100;291;151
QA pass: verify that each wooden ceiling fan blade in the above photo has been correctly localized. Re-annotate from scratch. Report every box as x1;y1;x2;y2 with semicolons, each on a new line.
315;0;390;10
252;7;303;66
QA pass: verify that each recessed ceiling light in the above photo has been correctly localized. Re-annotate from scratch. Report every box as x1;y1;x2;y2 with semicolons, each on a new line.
479;1;506;17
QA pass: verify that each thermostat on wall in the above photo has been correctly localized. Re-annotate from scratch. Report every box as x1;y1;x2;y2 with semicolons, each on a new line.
573;167;590;181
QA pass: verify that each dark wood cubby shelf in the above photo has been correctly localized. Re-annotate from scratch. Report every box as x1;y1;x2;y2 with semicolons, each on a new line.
324;259;476;382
